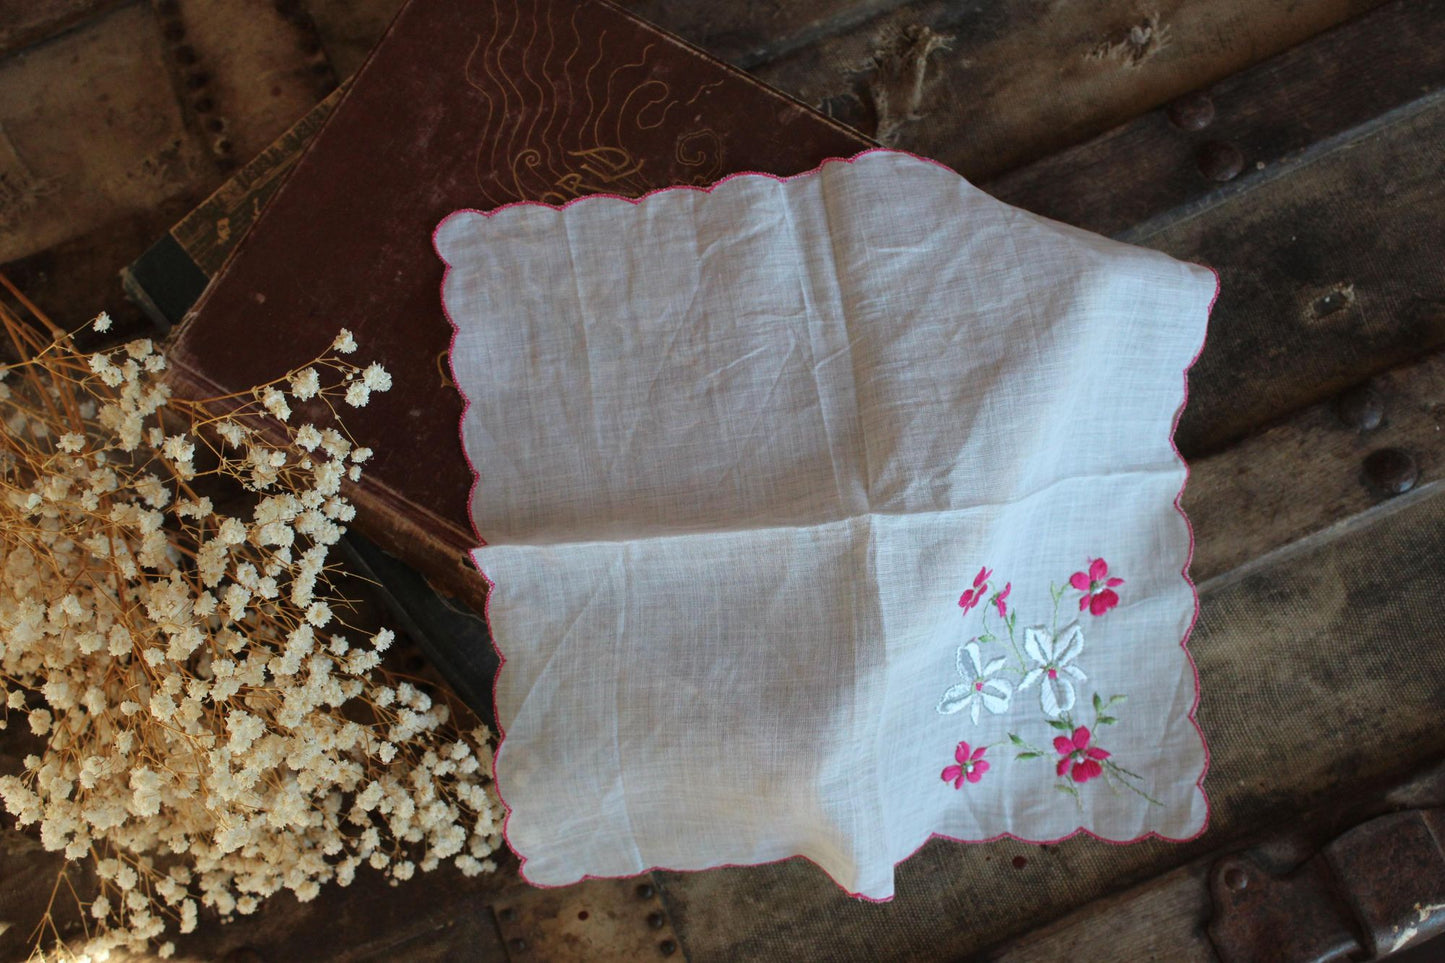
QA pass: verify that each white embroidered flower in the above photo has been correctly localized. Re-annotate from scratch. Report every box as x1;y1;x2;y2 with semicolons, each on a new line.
1020;623;1087;718
937;642;1013;723
332;328;357;353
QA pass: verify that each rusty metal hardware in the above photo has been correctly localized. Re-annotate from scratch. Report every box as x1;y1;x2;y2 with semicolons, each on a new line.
493;875;685;961
1209;809;1445;962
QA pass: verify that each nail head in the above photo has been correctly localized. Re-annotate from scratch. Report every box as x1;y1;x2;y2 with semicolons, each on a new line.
1167;91;1215;131
1197;141;1244;182
1364;448;1418;496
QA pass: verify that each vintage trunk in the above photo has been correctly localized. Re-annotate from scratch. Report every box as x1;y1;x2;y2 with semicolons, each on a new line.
0;0;1442;959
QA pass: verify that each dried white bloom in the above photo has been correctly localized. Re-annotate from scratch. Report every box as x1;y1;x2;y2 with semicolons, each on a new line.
92;311;112;333
344;382;371;408
362;363;392;393
333;328;358;353
0;313;500;958
289;367;321;401
261;387;291;422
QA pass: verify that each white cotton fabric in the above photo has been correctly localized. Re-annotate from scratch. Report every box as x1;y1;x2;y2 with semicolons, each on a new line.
437;148;1214;900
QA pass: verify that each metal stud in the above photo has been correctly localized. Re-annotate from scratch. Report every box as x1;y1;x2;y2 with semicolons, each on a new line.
1166;91;1215;131
1363;448;1418;496
1197;141;1244;182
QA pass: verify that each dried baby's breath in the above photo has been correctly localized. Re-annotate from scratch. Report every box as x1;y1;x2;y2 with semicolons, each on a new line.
0;287;501;959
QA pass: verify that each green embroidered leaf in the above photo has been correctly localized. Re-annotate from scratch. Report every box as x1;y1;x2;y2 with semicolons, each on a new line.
1008;733;1027;747
979;633;996;644
1097;715;1117;726
1047;718;1071;731
1016;752;1041;760
1106;694;1127;707
1055;783;1080;799
1092;693;1103;712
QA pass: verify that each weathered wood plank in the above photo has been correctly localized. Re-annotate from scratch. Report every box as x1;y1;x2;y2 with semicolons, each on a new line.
986;0;1445;237
660;486;1445;960
751;0;1389;179
305;0;404;79
0;2;212;263
0;0;128;56
981;761;1445;962
1148;95;1445;457
1186;350;1443;585
616;0;909;70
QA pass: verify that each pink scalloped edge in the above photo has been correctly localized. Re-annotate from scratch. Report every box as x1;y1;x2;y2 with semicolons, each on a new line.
432;146;1217;903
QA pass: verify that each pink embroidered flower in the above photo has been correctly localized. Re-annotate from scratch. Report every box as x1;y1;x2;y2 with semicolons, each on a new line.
1053;726;1111;783
993;582;1011;618
958;566;992;615
941;741;990;789
1070;558;1124;616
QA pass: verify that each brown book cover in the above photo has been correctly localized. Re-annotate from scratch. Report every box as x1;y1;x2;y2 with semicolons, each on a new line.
165;0;874;613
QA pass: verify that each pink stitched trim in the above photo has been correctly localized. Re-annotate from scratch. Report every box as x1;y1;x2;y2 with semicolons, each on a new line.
434;147;1217;902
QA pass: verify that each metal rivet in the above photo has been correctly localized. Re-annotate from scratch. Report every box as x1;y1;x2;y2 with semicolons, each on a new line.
1334;383;1383;432
497;907;516;922
1197;141;1244;182
1011;855;1028;869
1166;91;1214;131
658;940;678;956
508;937;528;952
1224;867;1248;891
1364;448;1418;496
636;883;655;899
647;911;666;929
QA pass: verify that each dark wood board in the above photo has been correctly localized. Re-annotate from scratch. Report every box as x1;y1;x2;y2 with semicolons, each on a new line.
748;0;1390;177
985;0;1445;238
1148;95;1445;457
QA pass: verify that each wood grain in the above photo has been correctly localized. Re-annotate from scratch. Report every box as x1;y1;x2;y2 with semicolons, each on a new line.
1147;96;1445;457
751;0;1390;179
986;0;1445;237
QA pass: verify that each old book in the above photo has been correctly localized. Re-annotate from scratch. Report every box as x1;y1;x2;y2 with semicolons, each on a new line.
163;0;874;614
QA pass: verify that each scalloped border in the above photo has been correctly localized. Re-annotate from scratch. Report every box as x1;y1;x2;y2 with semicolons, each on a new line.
433;146;1217;902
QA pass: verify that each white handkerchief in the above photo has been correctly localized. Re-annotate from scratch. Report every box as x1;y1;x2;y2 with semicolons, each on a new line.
437;148;1215;900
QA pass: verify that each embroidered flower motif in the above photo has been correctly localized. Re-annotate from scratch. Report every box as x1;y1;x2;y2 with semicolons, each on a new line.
937;642;1013;722
1053;726;1111;783
1070;558;1124;616
993;582;1011;618
1020;623;1086;717
941;741;989;788
958;566;992;614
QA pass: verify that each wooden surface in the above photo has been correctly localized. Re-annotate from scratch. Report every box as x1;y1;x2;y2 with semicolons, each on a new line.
1;0;1443;959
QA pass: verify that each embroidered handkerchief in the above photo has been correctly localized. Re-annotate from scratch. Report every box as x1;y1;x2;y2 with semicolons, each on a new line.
436;148;1215;900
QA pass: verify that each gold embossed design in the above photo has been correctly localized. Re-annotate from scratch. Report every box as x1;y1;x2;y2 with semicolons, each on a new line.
463;0;727;207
